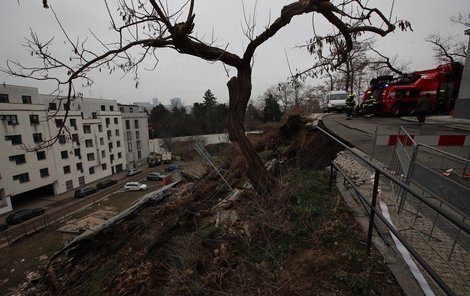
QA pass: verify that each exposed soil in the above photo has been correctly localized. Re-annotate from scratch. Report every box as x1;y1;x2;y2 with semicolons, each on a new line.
11;114;404;296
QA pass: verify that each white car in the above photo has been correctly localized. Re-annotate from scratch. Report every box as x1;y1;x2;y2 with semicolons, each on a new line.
123;182;148;191
127;168;141;176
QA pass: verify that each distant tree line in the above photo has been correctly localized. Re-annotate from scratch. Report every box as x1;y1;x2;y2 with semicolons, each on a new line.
149;89;295;138
149;89;229;138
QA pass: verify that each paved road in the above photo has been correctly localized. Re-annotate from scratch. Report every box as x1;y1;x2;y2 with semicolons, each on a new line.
0;165;163;244
323;114;470;161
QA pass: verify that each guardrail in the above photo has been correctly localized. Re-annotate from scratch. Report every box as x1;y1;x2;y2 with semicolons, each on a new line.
317;125;469;296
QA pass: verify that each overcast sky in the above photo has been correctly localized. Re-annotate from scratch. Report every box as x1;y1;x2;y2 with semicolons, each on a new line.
0;0;468;106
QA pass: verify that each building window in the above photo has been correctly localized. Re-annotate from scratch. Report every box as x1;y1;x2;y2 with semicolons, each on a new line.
115;129;120;136
120;107;124;112
129;107;134;113
2;115;18;125
29;115;39;125
100;137;104;146
55;119;63;128
136;131;140;139
118;152;122;159
49;102;57;110
108;142;113;151
114;117;118;124
13;173;29;183
117;141;121;147
59;135;66;144
110;154;114;162
87;153;95;161
70;118;77;129
83;125;91;134
125;120;130;130
85;139;93;147
126;131;132;140
89;167;95;175
40;168;49;178
0;93;9;103
105;118;110;127
61;150;69;159
74;148;81;159
101;150;106;158
76;162;83;173
21;95;32;104
138;151;142;159
110;106;114;111
127;142;133;152
136;141;141;150
5;135;22;145
37;150;46;160
63;103;70;111
72;133;79;142
98;124;103;132
101;105;106;111
135;120;139;128
102;163;107;171
33;133;43;143
92;112;97;119
9;154;26;165
63;165;71;174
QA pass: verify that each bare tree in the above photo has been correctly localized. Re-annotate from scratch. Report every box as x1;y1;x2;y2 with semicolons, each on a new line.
426;13;468;64
2;0;405;195
170;97;184;110
426;34;467;64
450;12;470;27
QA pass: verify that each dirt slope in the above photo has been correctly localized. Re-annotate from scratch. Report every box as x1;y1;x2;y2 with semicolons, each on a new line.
14;114;404;296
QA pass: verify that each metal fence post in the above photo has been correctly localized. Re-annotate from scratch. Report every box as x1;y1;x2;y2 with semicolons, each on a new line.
367;169;380;255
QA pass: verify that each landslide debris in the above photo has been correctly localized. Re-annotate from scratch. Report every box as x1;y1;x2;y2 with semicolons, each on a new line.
12;113;403;296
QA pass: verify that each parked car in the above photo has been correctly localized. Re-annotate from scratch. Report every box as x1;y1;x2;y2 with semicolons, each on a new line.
74;186;98;198
96;179;117;189
147;172;166;181
148;160;161;168
127;168;141;176
165;164;180;172
0;223;9;232
5;208;45;225
123;182;148;191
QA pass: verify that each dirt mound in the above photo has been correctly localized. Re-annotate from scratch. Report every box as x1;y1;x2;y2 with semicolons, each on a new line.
13;115;402;296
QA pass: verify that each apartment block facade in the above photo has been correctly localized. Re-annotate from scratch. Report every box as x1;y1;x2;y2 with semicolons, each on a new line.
0;85;145;215
119;104;150;169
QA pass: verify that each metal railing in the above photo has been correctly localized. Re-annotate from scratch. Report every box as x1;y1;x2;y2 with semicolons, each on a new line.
317;125;470;296
385;126;470;273
371;123;470;168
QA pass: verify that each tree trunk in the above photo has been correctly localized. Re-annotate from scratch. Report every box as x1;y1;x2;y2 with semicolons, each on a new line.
226;68;277;196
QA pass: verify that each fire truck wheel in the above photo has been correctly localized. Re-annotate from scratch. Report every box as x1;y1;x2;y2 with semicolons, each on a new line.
406;103;416;115
391;103;402;117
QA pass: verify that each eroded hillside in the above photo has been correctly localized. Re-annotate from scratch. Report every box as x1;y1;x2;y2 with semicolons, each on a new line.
13;114;404;296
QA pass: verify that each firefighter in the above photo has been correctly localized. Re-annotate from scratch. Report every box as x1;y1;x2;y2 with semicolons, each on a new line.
415;93;433;124
363;92;377;118
437;89;446;114
345;93;356;119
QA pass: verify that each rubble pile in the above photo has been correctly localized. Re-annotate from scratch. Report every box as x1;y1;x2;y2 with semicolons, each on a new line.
12;112;403;296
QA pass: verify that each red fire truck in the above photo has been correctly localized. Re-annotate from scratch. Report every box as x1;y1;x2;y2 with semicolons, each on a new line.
362;62;463;116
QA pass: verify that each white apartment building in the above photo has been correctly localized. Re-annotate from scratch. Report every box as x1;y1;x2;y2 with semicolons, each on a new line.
0;85;128;214
118;104;150;169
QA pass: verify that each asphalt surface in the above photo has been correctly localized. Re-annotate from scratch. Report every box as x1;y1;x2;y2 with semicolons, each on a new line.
0;165;162;235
